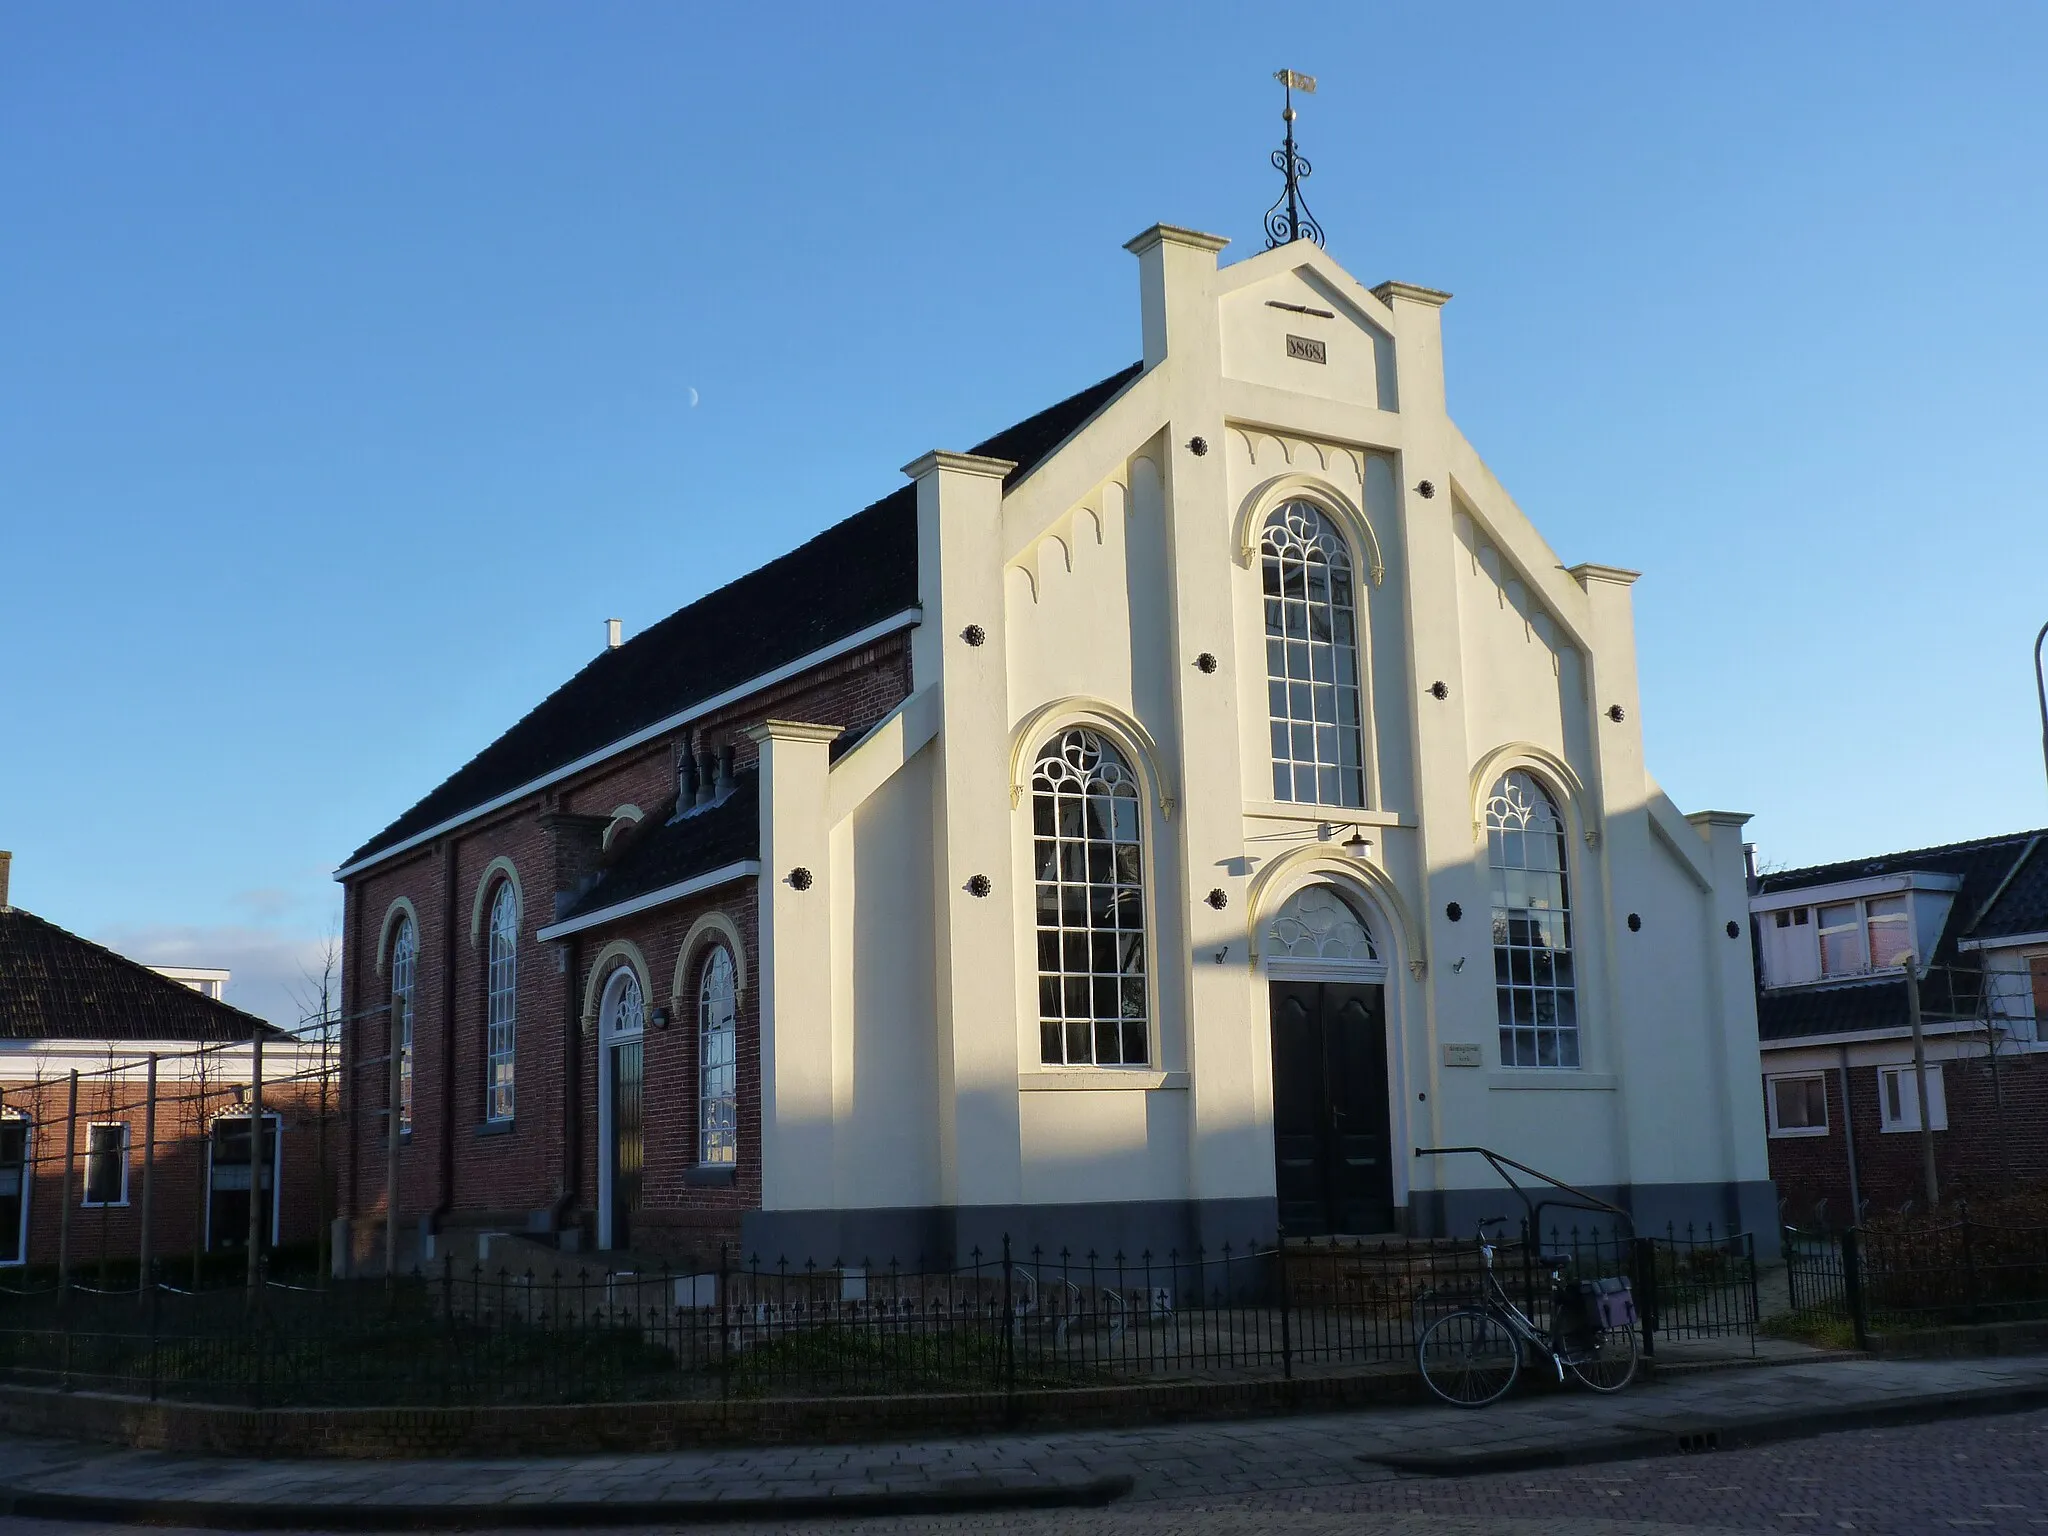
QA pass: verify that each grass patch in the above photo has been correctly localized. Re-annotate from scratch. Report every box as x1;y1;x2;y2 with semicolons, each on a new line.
1760;1309;1858;1351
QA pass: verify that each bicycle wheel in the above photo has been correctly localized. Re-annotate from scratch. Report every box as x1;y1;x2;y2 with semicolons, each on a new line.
1417;1308;1521;1407
1566;1324;1639;1393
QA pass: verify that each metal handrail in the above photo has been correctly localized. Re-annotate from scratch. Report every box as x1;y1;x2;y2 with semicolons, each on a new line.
1414;1144;1635;1241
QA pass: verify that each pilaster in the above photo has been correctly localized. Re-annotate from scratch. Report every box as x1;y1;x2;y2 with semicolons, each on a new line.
905;449;1024;1209
747;719;841;1214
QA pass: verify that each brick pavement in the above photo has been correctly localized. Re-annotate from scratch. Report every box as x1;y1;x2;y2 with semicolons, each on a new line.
3;1355;2048;1527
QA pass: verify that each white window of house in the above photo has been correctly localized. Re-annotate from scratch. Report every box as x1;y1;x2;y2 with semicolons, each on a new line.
698;945;738;1166
389;915;417;1129
1487;770;1578;1068
1766;1074;1829;1137
1760;905;1819;987
1878;1063;1948;1133
0;1116;26;1264
1262;500;1365;807
1033;727;1148;1068
1817;902;1867;977
485;883;517;1124
1864;895;1912;972
83;1122;128;1207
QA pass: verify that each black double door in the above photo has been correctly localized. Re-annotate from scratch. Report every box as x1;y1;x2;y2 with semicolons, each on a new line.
1270;980;1395;1237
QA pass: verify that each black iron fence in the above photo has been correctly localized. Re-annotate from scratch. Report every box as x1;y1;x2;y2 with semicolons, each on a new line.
1784;1219;2048;1346
0;1225;1758;1408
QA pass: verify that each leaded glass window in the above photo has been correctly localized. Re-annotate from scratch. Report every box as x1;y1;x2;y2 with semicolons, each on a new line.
1032;728;1148;1067
1487;771;1578;1068
1263;500;1364;807
389;916;416;1128
484;884;517;1124
698;946;738;1166
1267;885;1380;964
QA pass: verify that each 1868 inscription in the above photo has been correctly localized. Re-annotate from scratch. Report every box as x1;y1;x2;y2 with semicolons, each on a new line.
1285;334;1327;364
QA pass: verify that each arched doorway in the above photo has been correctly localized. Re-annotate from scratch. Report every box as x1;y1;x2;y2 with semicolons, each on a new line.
596;968;646;1250
1266;884;1394;1236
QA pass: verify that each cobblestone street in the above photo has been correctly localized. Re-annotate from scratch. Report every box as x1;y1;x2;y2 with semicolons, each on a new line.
7;1400;2048;1533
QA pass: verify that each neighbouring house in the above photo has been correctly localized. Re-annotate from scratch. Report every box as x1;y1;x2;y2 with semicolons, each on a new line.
0;852;333;1273
334;222;1770;1275
1752;829;2048;1227
150;966;230;1002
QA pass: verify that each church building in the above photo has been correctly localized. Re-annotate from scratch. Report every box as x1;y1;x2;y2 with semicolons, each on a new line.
334;222;1771;1271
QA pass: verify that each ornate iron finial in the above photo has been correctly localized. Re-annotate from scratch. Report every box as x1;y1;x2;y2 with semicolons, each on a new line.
1265;68;1324;250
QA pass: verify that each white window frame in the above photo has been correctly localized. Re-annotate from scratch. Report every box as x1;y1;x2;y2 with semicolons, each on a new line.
1030;727;1151;1069
203;1111;283;1249
595;965;645;1251
82;1121;130;1208
0;1113;32;1266
1877;1063;1948;1133
1260;498;1367;809
1486;770;1580;1070
1814;894;1914;980
484;882;517;1124
389;915;417;1131
1765;1073;1830;1138
697;945;738;1167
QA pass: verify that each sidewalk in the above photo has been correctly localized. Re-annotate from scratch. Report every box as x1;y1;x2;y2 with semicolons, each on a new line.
3;1355;2048;1529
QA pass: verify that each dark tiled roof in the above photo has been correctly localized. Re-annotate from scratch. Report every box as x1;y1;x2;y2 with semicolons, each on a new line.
0;907;279;1043
1753;828;2048;1043
346;364;1141;869
556;774;761;925
1969;835;2048;942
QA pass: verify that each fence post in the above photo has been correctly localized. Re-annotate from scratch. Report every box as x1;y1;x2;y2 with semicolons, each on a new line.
1744;1232;1760;1356
385;1002;403;1291
1277;1229;1293;1379
718;1242;731;1404
57;1069;78;1307
1842;1227;1870;1352
139;1054;157;1310
1630;1235;1658;1360
247;1031;265;1303
1001;1233;1016;1405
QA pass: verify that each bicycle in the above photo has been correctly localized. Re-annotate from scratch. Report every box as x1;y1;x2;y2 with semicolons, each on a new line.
1415;1216;1639;1407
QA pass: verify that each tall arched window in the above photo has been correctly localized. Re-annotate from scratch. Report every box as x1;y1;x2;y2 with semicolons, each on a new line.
1263;500;1364;807
1486;770;1578;1068
697;946;738;1166
484;883;517;1124
388;916;417;1128
1032;727;1148;1067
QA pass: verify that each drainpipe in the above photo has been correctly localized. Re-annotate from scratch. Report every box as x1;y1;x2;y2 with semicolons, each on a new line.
552;935;582;1243
435;840;458;1246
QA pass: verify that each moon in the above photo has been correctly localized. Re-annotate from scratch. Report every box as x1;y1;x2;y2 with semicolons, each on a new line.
688;387;700;408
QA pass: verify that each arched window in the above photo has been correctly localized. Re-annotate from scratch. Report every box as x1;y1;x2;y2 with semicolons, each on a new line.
1267;885;1380;966
389;916;417;1128
1262;500;1364;807
1486;770;1578;1068
1032;727;1147;1067
697;947;738;1166
484;883;517;1124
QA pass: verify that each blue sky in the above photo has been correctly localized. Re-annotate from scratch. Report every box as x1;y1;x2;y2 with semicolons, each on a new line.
4;4;2045;1025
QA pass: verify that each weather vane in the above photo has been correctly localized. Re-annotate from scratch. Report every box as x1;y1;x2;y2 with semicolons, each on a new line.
1265;68;1324;250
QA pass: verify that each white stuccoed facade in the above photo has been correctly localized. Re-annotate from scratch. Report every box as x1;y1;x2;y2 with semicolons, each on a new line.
742;225;1772;1264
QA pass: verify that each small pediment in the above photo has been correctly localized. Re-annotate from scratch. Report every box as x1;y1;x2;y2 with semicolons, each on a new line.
1219;263;1397;412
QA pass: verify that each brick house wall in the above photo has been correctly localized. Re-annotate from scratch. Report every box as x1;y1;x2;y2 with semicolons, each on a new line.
1767;1047;2048;1226
340;636;911;1269
3;1067;333;1271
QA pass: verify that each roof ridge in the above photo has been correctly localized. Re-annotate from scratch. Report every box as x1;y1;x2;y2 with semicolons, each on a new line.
1;905;279;1035
1765;826;2048;885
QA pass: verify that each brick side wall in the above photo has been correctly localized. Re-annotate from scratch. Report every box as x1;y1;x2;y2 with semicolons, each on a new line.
1767;1050;2048;1227
339;636;911;1268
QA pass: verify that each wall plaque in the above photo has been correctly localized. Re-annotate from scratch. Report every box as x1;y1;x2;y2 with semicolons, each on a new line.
1285;334;1327;364
1441;1042;1483;1068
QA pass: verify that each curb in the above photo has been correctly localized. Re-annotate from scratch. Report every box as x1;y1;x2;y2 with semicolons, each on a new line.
1368;1382;2048;1475
0;1472;1134;1530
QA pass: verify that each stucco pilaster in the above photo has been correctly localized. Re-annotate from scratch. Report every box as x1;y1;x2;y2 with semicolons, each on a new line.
906;449;1025;1210
1383;283;1479;1197
1689;808;1771;1189
748;719;840;1214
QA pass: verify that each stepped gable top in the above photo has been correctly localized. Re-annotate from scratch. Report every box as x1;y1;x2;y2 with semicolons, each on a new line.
1754;828;2048;1043
554;771;762;927
343;362;1142;871
0;906;281;1044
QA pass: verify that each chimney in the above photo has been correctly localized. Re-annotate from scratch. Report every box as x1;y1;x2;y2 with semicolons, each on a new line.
713;745;735;802
694;747;717;809
1742;841;1759;895
0;850;10;912
605;618;623;651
